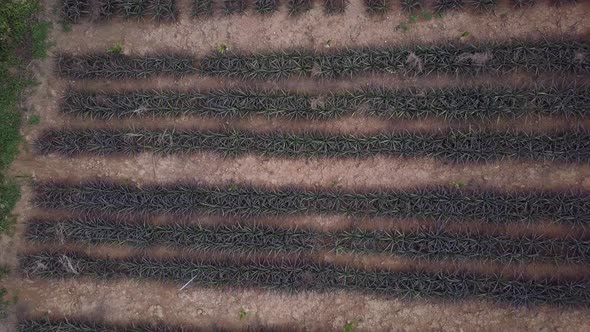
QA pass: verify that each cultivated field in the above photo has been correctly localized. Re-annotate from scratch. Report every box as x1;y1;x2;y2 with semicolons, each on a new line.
2;0;590;331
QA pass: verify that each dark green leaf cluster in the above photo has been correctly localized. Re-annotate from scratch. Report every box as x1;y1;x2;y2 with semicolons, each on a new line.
324;0;347;14
192;0;214;16
35;128;590;164
223;0;247;15
551;0;577;6
56;41;590;80
254;0;279;14
20;251;590;306
469;0;496;12
400;0;422;12
364;0;389;14
200;41;590;79
97;0;118;19
25;217;590;263
65;0;177;22
32;182;590;224
201;51;314;79
120;0;177;21
62;0;89;23
512;0;535;7
433;0;463;12
57;54;196;80
287;0;312;16
60;86;590;120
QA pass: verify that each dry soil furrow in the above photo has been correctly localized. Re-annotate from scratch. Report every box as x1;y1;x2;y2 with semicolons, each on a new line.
10;154;590;191
7;277;590;332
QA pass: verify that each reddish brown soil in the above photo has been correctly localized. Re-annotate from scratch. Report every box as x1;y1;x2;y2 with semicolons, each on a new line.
2;0;590;331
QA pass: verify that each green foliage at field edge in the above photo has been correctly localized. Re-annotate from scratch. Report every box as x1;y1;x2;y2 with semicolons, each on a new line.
1;0;45;236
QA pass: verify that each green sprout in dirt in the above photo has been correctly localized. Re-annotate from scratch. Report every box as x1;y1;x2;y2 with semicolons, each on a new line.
396;23;410;32
29;115;40;125
344;321;355;332
107;41;123;54
451;181;466;188
421;11;432;20
61;21;72;32
216;44;228;54
0;267;8;278
238;307;249;320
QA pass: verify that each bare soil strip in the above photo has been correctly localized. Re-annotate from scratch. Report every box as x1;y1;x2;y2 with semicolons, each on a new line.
11;153;590;191
9;277;590;332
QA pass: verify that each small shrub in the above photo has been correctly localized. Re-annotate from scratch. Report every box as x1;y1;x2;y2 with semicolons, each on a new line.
400;0;422;13
421;11;432;20
62;0;89;23
288;0;312;16
365;0;389;14
121;0;147;18
512;0;535;7
149;0;177;21
97;0;118;20
193;0;214;16
469;0;496;11
433;0;463;12
324;0;347;14
223;0;247;14
254;0;279;14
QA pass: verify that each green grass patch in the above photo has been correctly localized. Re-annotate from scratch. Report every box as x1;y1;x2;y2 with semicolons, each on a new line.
0;266;7;319
0;288;8;319
1;0;44;237
31;21;51;58
0;180;19;234
0;266;8;278
0;0;39;60
344;321;355;332
107;41;123;54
